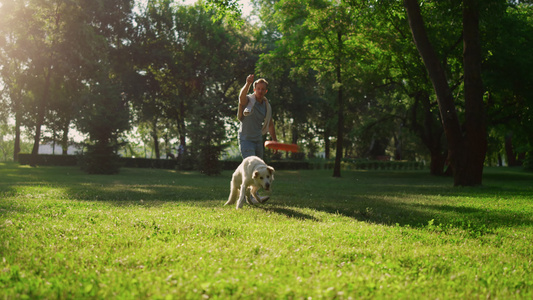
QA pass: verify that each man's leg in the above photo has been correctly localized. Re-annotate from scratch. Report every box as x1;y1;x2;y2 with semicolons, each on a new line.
255;140;264;160
239;140;256;159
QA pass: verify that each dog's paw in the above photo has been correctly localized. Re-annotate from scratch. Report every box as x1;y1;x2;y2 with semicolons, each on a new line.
259;196;270;203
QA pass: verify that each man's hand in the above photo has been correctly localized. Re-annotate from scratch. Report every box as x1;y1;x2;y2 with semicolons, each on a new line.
246;74;254;85
239;74;254;121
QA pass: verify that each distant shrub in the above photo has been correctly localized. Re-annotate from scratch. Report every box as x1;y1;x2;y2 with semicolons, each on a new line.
269;160;310;170
18;153;78;166
120;157;177;169
79;143;121;174
523;152;533;172
197;145;224;176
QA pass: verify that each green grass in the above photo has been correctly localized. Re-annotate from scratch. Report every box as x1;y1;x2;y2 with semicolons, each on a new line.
1;162;532;299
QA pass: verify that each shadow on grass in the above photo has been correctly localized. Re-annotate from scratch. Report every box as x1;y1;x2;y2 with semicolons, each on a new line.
313;200;533;232
265;169;533;231
2;165;532;233
258;206;321;222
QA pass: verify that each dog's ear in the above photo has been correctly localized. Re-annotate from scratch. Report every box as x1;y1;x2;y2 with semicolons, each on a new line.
267;166;275;174
253;171;259;179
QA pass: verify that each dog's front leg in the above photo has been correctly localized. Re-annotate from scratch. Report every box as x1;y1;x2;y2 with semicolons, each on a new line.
244;187;253;204
249;186;262;205
250;186;270;204
246;187;261;205
236;183;248;209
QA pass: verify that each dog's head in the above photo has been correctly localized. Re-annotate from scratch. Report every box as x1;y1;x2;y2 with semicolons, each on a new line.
253;165;275;191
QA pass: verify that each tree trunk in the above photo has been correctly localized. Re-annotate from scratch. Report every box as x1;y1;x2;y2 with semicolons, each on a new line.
504;133;518;166
52;130;57;155
460;0;487;185
393;130;402;161
153;135;160;159
333;84;344;177
61;123;69;155
411;91;447;175
429;150;447;176
333;32;344;178
404;0;485;186
324;130;330;159
410;91;445;175
152;118;160;160
177;100;187;156
31;68;51;166
13;111;21;161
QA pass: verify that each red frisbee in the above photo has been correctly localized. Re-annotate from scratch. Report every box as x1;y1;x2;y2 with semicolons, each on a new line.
264;141;300;152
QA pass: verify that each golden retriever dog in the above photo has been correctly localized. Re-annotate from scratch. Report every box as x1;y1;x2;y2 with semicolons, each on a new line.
225;156;275;209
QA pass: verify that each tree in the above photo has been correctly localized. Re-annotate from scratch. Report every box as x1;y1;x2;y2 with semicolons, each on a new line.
262;0;373;177
1;0;61;165
404;0;487;186
253;1;325;159
130;1;255;171
483;2;533;169
129;0;180;159
0;51;25;161
77;74;130;174
354;1;452;174
75;0;135;174
174;3;251;174
0;0;134;168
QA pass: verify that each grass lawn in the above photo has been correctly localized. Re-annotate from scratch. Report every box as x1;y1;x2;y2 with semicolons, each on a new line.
1;162;532;299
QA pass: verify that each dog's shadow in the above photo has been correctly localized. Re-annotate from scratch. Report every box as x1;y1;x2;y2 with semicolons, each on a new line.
258;206;320;222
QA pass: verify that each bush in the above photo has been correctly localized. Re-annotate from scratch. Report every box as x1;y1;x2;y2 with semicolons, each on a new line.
120;157;177;169
79;143;121;174
197;145;224;176
18;154;427;172
308;158;426;171
268;160;310;170
523;152;533;172
18;153;78;166
221;160;241;171
220;160;310;171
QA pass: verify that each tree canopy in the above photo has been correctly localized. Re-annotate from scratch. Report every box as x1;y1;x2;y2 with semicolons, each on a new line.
1;0;532;181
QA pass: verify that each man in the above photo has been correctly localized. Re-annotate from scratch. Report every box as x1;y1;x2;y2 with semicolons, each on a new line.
237;74;277;159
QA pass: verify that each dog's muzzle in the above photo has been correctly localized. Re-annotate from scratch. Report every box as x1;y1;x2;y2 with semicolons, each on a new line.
265;183;270;190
